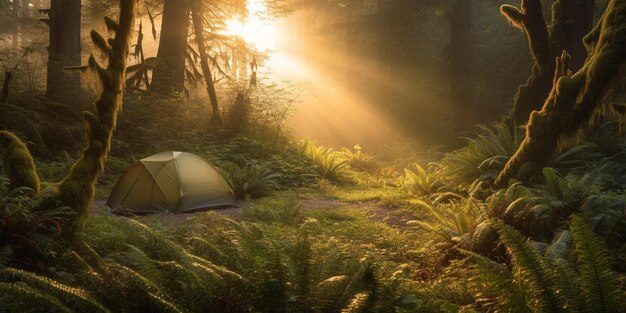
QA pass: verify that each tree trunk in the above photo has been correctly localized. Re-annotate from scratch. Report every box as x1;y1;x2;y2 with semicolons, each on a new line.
1;0;135;241
46;0;82;103
496;0;626;187
55;0;135;235
448;0;474;131
11;0;19;49
190;0;221;122
2;71;13;103
504;0;595;125
550;0;595;70
150;0;190;95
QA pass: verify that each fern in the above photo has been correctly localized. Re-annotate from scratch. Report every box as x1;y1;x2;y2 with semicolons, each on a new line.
401;163;441;196
340;292;372;313
0;268;109;313
435;123;521;187
0;282;73;313
293;233;312;303
493;222;566;313
551;258;585;313
544;230;573;259
461;249;531;312
299;140;350;181
570;215;621;312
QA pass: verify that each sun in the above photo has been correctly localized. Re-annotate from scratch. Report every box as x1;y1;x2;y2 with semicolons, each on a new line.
225;0;276;51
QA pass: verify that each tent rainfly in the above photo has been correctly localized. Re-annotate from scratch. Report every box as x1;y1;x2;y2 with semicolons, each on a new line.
107;151;237;214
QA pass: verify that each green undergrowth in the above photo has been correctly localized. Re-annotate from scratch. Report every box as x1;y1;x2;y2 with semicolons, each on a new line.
2;122;626;312
0;199;434;312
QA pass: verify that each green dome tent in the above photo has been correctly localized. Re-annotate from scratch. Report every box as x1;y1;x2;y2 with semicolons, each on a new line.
107;151;237;214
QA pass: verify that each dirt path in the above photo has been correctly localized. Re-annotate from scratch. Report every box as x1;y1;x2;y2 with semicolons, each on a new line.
93;198;412;229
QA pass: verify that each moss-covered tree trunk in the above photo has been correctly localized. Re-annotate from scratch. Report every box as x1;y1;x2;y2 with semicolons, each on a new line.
150;0;190;95
46;0;82;103
550;0;595;70
0;0;136;239
504;0;595;125
55;0;136;235
190;0;221;122
495;0;626;187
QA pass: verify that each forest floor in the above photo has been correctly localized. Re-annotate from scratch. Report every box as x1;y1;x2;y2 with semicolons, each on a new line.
92;186;418;230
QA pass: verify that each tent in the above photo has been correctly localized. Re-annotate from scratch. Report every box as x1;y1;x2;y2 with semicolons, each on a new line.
107;151;237;214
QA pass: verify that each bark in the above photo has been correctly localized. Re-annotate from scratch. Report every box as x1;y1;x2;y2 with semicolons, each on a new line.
550;0;595;70
190;0;221;122
0;0;135;241
150;0;190;94
46;0;82;103
495;0;626;187
448;0;474;131
503;0;595;125
1;71;12;103
55;0;135;235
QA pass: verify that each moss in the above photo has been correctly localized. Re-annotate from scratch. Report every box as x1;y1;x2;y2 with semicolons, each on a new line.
0;131;40;193
503;0;595;125
50;0;136;236
496;0;626;187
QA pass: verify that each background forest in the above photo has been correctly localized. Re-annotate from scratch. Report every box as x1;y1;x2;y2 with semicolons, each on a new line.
0;0;625;312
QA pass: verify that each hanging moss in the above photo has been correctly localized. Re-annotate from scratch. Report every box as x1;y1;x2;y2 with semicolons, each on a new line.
496;0;626;187
0;0;135;238
502;0;595;125
54;0;136;236
0;131;40;193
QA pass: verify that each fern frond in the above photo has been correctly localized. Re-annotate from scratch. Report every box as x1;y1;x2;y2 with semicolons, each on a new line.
0;268;109;313
313;275;349;312
0;282;72;313
340;292;371;313
571;215;620;312
545;230;573;259
551;258;584;313
460;249;531;312
147;292;185;313
494;222;566;313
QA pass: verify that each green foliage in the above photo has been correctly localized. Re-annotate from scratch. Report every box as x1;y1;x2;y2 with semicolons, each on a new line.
221;162;281;199
0;268;109;312
204;136;318;194
494;221;565;312
435;123;521;188
0;131;40;193
338;145;377;173
242;194;302;225
400;163;441;196
0;187;75;263
299;140;351;182
459;218;624;313
570;216;621;312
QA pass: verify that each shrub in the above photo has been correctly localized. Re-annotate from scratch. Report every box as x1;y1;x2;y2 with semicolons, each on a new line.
299;140;350;182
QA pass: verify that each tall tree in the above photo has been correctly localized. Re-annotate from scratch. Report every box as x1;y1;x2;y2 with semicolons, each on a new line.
448;0;474;131
495;0;626;187
190;0;221;122
551;0;595;70
45;0;82;102
0;0;136;239
150;0;190;94
503;0;595;125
